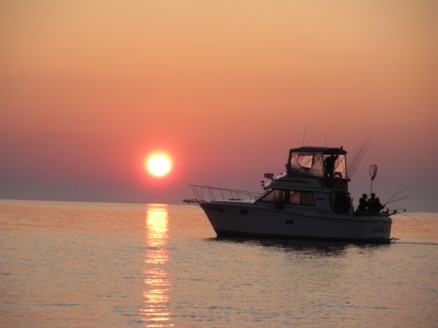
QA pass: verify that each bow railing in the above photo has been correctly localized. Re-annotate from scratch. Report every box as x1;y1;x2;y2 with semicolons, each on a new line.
183;185;260;205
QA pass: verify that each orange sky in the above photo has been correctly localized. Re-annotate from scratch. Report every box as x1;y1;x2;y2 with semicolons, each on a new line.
1;1;437;210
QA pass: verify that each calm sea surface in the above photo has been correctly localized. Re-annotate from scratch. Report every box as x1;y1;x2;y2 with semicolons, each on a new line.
1;200;437;328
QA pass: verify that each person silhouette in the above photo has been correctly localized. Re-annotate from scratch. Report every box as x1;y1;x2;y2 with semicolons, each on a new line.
323;154;338;187
375;197;384;212
358;193;368;213
367;193;377;213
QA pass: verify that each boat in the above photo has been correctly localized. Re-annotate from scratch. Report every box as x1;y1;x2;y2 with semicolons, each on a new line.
184;146;393;243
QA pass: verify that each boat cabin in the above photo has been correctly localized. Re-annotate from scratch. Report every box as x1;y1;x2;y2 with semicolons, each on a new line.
254;147;354;214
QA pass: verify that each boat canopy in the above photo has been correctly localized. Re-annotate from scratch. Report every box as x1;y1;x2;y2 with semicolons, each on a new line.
289;146;347;155
286;146;348;179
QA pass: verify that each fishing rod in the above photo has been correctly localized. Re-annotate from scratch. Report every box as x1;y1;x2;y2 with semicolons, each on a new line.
384;185;419;206
348;138;372;177
384;195;410;206
389;208;407;215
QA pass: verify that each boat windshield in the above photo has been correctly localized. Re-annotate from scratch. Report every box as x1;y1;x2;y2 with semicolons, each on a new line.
257;189;315;206
287;147;348;179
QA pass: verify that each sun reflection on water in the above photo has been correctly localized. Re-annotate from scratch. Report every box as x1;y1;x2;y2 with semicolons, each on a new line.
140;204;173;327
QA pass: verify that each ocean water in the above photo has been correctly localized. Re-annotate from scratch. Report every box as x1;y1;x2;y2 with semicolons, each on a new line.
0;200;437;328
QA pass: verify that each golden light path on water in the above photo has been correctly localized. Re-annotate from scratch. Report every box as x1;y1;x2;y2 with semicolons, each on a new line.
140;204;173;327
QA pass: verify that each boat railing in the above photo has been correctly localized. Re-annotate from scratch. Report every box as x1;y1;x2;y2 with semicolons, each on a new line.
184;184;260;204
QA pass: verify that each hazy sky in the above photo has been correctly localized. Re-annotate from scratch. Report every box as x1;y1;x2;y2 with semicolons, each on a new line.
1;0;437;211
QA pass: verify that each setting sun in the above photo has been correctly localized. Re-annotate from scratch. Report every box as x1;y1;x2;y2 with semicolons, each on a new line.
145;153;172;177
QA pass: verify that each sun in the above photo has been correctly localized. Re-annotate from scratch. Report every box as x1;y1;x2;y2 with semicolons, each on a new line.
145;152;172;177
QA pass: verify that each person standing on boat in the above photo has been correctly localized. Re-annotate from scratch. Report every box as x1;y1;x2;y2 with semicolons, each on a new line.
358;193;368;214
367;193;376;213
335;192;351;214
367;193;384;213
375;197;384;212
324;154;338;186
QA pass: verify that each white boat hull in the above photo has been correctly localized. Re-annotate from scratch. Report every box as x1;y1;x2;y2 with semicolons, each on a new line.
201;201;392;243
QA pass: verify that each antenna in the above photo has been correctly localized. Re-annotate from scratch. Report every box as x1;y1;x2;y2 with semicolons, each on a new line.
369;164;378;194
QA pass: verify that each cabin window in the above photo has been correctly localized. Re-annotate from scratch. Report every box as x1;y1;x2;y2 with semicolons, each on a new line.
290;191;315;206
289;191;301;205
301;192;315;206
259;189;315;206
259;189;283;203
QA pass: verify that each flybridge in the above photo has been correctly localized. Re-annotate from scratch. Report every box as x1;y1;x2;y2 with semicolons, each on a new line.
286;146;348;184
